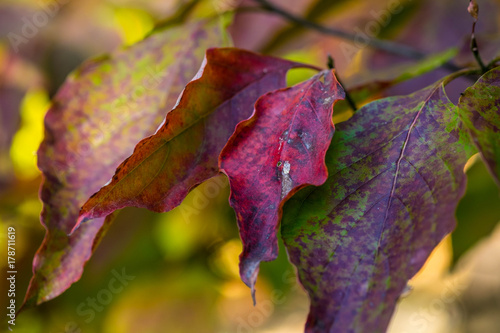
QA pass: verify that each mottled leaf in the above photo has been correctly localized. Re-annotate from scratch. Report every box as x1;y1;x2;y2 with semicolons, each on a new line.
459;66;500;186
21;20;225;309
77;48;313;227
219;70;344;299
282;79;473;332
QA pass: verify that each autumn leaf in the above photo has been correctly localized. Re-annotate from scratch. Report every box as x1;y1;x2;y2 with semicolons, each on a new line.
281;78;475;332
21;20;226;309
459;66;500;186
76;48;315;228
219;69;344;300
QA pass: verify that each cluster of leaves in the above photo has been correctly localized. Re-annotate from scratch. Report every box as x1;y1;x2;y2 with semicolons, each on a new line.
18;1;500;332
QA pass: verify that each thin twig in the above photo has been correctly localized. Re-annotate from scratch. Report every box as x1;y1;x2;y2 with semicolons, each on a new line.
328;55;357;112
470;33;487;73
251;0;462;73
253;0;425;59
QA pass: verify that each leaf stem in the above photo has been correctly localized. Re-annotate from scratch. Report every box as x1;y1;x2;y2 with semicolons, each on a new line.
470;23;487;73
328;55;357;112
442;68;481;86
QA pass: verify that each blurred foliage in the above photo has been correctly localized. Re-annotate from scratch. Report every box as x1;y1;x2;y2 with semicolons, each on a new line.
10;89;48;180
1;0;499;332
113;7;154;46
454;155;500;265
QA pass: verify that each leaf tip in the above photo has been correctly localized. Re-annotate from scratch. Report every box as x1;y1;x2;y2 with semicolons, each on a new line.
251;288;256;306
240;257;262;305
17;289;36;317
69;215;89;236
15;303;27;317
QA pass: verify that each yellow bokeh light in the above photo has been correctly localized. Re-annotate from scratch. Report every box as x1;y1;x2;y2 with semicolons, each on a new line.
332;109;354;124
17;198;43;219
219;280;249;299
10;89;49;180
154;208;199;261
114;7;154;46
210;238;242;279
0;44;7;65
410;234;453;287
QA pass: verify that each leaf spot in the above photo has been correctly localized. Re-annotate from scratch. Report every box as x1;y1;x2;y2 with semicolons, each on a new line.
283;161;291;175
299;131;312;150
281;160;292;199
323;97;333;105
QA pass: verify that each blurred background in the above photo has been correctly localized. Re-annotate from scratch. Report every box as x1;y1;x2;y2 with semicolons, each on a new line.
1;0;500;332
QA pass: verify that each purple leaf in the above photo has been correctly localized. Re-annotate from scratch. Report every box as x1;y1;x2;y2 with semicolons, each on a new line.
282;79;474;332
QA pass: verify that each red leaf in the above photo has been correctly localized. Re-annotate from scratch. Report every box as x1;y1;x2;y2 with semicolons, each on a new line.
77;48;314;228
219;70;344;300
